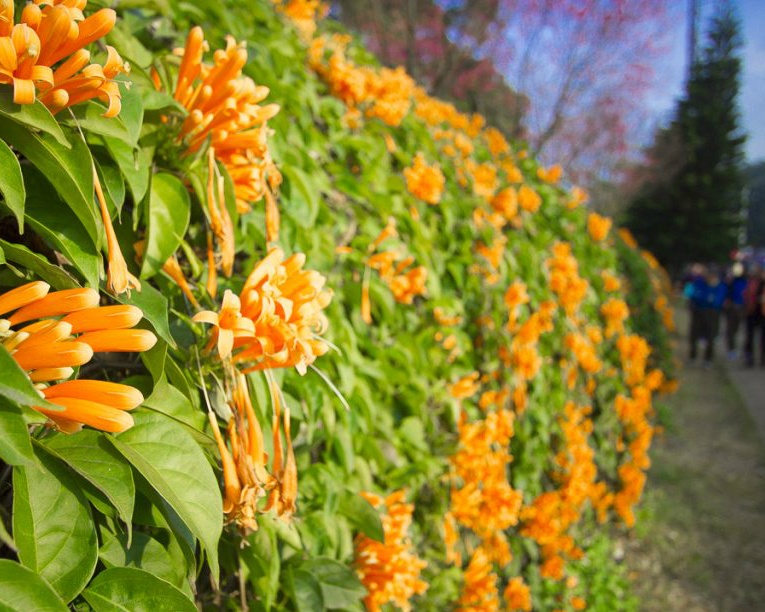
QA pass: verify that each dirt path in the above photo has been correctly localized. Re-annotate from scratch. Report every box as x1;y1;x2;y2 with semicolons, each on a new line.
627;311;765;612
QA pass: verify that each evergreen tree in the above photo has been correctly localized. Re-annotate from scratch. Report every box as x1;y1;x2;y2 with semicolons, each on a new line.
625;7;746;274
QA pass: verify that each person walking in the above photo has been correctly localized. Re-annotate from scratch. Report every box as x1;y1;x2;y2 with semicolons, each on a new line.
743;265;765;367
688;265;709;362
725;262;748;359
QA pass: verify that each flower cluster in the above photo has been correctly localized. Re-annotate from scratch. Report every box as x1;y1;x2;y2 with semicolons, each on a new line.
0;281;155;432
195;247;332;375
0;0;128;114
355;490;428;612
173;26;282;238
404;152;445;205
547;242;589;318
587;212;612;242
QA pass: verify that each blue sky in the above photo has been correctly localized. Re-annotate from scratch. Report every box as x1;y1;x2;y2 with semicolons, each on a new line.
651;0;765;162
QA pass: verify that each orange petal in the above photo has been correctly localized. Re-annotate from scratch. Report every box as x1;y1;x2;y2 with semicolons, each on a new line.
15;321;73;350
36;397;133;433
0;281;50;317
63;305;143;333
77;329;157;353
44;379;143;410
8;288;99;325
12;340;93;370
29;367;74;383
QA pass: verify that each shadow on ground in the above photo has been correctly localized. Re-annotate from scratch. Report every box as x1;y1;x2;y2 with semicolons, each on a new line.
626;309;765;611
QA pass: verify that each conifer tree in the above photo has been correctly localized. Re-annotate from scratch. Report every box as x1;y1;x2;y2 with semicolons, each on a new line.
625;7;746;273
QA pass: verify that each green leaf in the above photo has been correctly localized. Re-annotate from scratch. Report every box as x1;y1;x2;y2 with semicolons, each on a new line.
0;117;99;247
99;530;186;588
82;568;196;612
0;239;79;290
283;165;320;228
0;346;58;411
112;282;175;348
62;101;130;143
22;164;101;288
117;80;144;146
0;559;69;612
43;431;135;533
0;85;69;147
299;558;367;609
288;569;324;612
140;173;190;279
103;136;150;204
13;445;98;602
338;490;384;542
108;410;222;583
0;138;25;231
0;396;34;467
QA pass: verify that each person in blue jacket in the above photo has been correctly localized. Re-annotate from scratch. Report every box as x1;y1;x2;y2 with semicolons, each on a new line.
724;262;748;358
689;267;726;364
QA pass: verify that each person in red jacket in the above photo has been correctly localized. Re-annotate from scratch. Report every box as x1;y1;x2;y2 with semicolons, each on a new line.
743;265;765;367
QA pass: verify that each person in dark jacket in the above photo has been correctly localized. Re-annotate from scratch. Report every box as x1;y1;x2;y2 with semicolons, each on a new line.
743;265;765;367
725;262;748;358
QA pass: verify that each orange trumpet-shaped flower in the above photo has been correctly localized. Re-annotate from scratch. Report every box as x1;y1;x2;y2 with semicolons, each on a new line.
0;2;128;114
77;329;157;353
230;248;332;375
63;305;143;333
173;27;282;215
8;287;99;325
404;152;444;205
94;169;140;296
0;282;155;433
355;490;428;612
35;397;133;433
587;212;612;242
193;290;255;360
0;280;49;316
44;379;143;410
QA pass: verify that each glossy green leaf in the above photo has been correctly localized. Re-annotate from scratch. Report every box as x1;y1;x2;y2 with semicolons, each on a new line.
82;567;196;612
117;80;144;146
99;530;186;588
13;445;98;602
0;85;69;147
0;396;34;467
112;282;175;348
0;346;57;411
62;101;130;142
0;118;99;247
0;239;79;290
338;490;384;542
0;559;69;612
140;173;191;279
43;431;135;532
283;165;320;228
103;136;150;204
299;558;367;609
22;164;101;288
109;410;222;583
288;569;324;612
0;138;25;231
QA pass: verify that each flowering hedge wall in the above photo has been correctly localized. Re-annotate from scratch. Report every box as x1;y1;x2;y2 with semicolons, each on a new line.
0;1;676;611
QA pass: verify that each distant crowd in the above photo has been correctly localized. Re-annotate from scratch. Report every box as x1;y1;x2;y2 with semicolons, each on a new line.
683;262;765;367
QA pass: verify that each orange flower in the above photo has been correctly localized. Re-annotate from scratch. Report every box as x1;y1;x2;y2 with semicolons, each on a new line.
95;169;140;296
518;185;541;213
587;212;612;242
0;282;154;433
537;164;562;184
503;577;532;611
600;298;629;338
448;372;480;399
456;548;500;612
404;153;444;205
0;2;128;114
193;289;255;360
199;248;334;375
174;27;282;215
491;188;518;221
355;490;428;612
